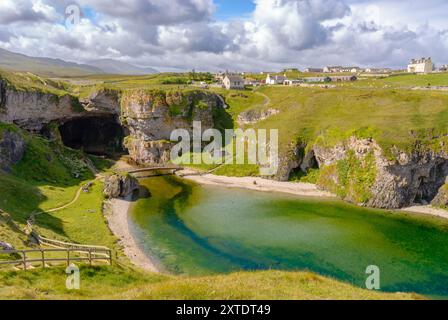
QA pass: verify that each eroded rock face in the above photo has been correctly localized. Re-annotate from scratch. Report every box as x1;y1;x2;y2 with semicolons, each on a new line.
81;89;120;114
0;89;79;132
0;128;25;172
237;108;279;126
431;182;448;208
0;83;120;132
313;137;448;209
103;173;139;199
121;90;222;165
0;80;6;110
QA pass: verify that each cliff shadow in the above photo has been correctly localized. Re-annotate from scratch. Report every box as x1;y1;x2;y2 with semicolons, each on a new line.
58;115;128;159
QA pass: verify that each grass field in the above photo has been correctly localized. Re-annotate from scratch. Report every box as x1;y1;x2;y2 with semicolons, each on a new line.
245;85;448;156
0;266;420;300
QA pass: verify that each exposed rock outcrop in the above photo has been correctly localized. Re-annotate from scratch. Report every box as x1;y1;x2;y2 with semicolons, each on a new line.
0;80;227;166
0;89;81;131
121;90;223;165
284;137;448;209
237;108;279;126
103;173;139;199
0;241;14;251
0;82;120;132
81;89;120;114
0;80;6;110
431;182;448;208
0;127;25;172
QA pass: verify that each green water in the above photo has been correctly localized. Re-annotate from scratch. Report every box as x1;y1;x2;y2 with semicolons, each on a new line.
131;176;448;297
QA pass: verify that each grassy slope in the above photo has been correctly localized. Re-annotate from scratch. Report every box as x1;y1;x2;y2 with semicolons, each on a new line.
0;267;419;300
0;69;72;96
247;85;448;154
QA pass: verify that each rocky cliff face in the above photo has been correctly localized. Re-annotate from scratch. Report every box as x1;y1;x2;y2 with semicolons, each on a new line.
237;108;279;126
282;136;448;209
81;89;120;114
0;81;225;166
0;83;120;132
0;87;81;132
121;90;222;165
0;80;6;110
0;127;25;172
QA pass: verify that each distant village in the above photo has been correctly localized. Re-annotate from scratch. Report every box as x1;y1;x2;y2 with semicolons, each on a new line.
205;57;448;90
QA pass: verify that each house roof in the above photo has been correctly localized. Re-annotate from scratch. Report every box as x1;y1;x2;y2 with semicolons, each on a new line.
225;75;244;82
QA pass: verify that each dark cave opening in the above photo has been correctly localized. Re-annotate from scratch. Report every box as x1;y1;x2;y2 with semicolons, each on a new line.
59;116;127;157
289;150;319;181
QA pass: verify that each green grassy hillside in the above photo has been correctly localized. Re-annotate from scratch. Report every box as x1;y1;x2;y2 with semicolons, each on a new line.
0;267;419;300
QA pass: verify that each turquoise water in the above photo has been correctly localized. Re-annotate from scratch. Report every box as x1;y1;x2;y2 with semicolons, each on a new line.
131;176;448;297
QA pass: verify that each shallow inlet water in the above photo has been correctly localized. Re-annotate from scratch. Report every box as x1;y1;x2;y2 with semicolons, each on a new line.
131;176;448;297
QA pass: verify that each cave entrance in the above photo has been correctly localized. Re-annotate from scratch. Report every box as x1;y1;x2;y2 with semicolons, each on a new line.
289;150;319;181
59;116;127;157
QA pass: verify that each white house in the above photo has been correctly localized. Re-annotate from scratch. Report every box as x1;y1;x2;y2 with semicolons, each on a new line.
323;66;343;73
223;75;245;90
408;58;434;74
284;79;303;86
303;77;331;83
266;74;287;85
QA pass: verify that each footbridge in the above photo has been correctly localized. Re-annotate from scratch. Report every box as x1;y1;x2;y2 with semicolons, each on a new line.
119;166;184;179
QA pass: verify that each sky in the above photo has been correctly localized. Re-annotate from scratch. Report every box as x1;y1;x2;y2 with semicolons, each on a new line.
0;0;447;72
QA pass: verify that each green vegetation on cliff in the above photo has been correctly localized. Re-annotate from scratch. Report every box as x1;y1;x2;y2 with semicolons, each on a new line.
316;151;377;204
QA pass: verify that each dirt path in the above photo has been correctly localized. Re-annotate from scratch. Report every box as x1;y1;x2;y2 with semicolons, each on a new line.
253;90;271;109
30;175;102;219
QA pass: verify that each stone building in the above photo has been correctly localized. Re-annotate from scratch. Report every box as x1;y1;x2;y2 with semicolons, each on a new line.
223;75;245;90
407;57;434;74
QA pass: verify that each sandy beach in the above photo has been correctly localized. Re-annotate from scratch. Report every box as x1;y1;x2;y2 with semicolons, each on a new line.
105;195;163;273
180;172;336;198
401;205;448;220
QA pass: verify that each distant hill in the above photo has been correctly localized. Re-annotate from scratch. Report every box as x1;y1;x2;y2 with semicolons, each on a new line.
0;48;103;77
88;59;158;75
0;48;158;76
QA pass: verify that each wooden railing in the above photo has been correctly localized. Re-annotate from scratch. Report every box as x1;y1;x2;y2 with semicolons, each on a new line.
37;235;111;252
0;248;112;271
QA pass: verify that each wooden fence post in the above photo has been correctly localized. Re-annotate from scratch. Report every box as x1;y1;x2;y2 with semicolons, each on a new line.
22;251;27;271
41;249;45;268
88;249;92;266
67;249;70;266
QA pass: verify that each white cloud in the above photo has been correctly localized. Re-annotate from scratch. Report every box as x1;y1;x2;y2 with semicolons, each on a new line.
0;0;447;71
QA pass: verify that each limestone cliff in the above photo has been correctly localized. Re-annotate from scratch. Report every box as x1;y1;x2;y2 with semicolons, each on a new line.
0;126;25;172
0;80;225;166
0;81;84;132
120;90;223;165
283;136;448;209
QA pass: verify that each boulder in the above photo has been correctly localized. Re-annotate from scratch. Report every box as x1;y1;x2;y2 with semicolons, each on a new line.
103;173;139;199
0;241;14;251
431;183;448;208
